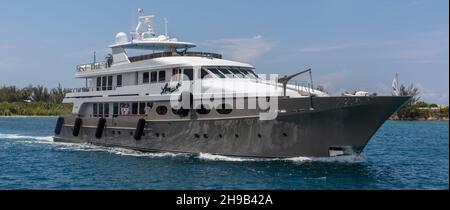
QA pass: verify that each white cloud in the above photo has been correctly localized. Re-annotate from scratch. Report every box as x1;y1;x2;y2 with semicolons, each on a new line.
299;44;355;53
205;35;272;62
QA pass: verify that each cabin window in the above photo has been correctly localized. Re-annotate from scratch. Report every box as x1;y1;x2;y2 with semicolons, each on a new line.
104;103;110;117
107;76;113;90
96;77;101;91
229;68;245;78
93;103;98;117
200;69;210;79
139;102;146;115
159;71;166;82
132;102;138;115
143;72;149;84
99;103;104;115
156;106;168;115
218;68;235;78
172;68;182;81
184;69;193;81
116;75;122;87
207;68;226;78
240;68;259;79
113;103;119;117
151;72;157;83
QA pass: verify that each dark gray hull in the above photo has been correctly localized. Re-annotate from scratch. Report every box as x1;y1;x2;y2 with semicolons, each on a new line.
54;96;410;157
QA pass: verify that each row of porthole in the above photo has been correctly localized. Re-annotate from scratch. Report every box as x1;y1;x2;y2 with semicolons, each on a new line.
192;133;288;139
109;130;287;139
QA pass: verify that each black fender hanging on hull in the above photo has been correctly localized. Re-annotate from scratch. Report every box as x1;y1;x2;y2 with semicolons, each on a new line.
95;118;107;139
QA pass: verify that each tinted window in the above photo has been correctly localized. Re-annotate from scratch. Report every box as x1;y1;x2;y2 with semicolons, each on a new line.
200;69;210;79
143;72;149;83
159;71;166;82
139;102;146;115
104;103;109;117
96;77;101;91
101;76;107;90
113;103;119;117
184;69;193;80
93;103;98;117
218;68;234;78
207;68;226;78
229;68;245;78
116;75;122;87
107;76;113;90
99;103;103;116
132;103;138;115
150;72;157;83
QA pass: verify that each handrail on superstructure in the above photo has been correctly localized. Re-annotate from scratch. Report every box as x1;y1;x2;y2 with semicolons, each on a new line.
128;51;222;63
76;62;108;72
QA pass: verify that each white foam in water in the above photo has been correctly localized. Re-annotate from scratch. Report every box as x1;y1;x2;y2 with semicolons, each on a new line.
198;153;365;163
0;133;54;142
0;132;365;162
198;153;265;162
55;143;188;158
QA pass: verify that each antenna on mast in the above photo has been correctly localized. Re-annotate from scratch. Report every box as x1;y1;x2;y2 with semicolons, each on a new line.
164;18;168;36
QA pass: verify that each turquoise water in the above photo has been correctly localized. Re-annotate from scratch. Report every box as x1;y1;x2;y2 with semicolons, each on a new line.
0;117;448;189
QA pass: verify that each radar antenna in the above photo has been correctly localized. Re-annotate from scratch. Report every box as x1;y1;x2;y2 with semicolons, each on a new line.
132;8;156;40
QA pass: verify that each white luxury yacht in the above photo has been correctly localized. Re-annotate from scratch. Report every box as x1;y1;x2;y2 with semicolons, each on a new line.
54;9;410;157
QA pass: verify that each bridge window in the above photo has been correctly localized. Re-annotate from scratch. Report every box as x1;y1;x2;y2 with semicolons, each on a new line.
172;68;181;81
207;68;225;78
151;72;157;83
159;71;166;82
183;69;193;81
200;69;211;79
218;68;235;78
99;103;104;115
143;72;149;84
229;68;245;78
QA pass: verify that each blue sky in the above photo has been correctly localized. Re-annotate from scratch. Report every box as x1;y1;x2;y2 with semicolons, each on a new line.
0;0;448;104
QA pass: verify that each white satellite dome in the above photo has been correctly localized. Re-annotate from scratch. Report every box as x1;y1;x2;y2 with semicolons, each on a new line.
115;32;128;44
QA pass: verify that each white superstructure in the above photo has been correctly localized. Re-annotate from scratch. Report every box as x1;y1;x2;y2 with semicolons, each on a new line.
64;8;326;117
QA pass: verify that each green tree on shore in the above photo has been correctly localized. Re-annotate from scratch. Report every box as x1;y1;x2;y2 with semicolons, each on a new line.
0;85;72;116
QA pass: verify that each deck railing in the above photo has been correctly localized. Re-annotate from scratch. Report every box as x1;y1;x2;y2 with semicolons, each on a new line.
76;62;109;72
128;51;222;63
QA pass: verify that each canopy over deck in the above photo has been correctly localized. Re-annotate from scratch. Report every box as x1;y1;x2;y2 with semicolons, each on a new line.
109;39;196;51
